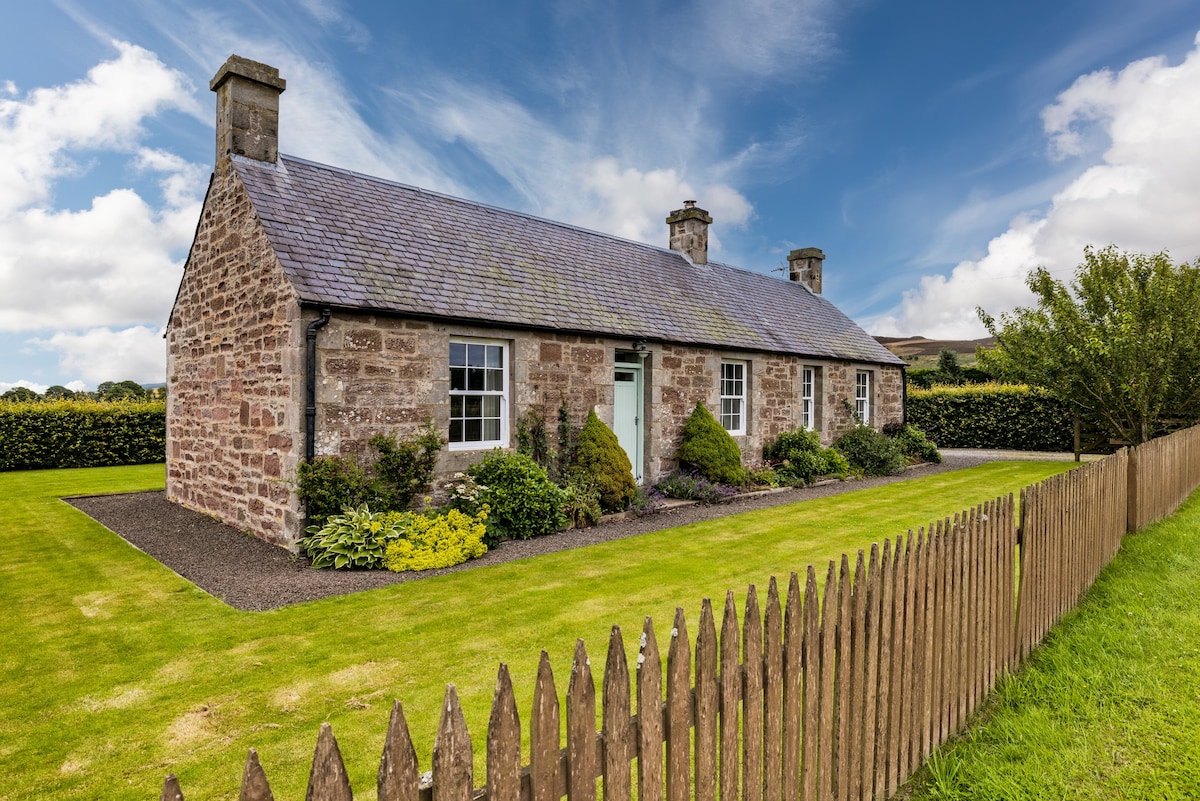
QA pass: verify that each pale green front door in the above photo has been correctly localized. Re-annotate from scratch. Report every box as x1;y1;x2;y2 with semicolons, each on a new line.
613;363;643;482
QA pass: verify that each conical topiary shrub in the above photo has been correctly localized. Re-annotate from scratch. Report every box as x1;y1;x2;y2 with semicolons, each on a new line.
677;402;746;485
572;409;636;512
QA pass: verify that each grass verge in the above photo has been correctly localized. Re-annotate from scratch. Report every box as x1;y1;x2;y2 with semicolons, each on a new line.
904;491;1200;800
1;461;1071;801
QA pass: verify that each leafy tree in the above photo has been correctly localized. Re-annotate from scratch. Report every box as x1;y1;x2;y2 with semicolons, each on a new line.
934;348;964;384
1;386;40;402
44;385;76;400
95;380;149;401
978;246;1200;445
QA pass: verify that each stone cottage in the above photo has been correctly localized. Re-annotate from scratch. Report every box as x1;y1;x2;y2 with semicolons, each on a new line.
166;55;906;547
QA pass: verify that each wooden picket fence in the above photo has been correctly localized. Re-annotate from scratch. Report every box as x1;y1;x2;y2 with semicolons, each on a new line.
161;426;1200;801
1127;423;1200;531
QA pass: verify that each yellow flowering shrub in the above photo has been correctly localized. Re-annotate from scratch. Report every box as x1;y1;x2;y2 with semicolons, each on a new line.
384;506;489;572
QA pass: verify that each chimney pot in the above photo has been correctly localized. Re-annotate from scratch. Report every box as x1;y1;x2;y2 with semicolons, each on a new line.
210;55;286;171
666;201;713;265
787;247;825;293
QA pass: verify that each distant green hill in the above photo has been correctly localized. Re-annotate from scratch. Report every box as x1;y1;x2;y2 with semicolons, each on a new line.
873;335;995;368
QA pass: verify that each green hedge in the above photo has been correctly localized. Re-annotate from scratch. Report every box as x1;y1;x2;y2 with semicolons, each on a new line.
906;383;1073;451
0;399;166;471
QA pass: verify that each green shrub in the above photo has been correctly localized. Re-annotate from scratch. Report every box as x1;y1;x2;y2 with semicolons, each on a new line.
762;427;848;485
516;408;555;476
746;463;781;488
295;456;376;523
677;402;746;485
464;450;568;541
906;383;1073;451
296;423;444;523
296;504;403;569
555;403;578;483
571;409;636;512
833;426;906;477
561;475;603;528
369;422;445;510
884;422;942;463
383;507;489;572
0;399;165;471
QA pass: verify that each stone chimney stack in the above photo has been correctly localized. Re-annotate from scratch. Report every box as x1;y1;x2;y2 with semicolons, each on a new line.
787;247;825;293
209;55;286;172
666;200;713;265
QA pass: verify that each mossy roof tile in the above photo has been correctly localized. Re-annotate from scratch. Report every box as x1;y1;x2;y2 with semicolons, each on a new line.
235;154;902;365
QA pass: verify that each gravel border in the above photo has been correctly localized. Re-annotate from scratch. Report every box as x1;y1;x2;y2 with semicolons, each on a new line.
66;454;996;611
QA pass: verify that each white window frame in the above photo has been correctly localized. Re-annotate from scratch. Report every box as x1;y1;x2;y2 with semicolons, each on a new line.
720;360;747;435
801;367;816;431
855;370;871;425
448;338;508;450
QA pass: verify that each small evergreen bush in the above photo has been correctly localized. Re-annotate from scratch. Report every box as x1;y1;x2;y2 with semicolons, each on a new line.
571;409;636;512
677;402;746;485
762;428;848;485
833;426;906;477
464;450;568;541
296;504;403;569
383;507;489;572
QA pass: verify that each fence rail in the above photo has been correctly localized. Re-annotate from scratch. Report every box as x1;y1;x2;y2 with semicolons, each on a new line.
161;425;1200;801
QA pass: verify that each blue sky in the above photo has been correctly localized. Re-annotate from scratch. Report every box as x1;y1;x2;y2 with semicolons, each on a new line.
2;0;1199;392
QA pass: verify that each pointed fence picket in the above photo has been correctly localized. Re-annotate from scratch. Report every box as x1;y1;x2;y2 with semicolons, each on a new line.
162;426;1200;801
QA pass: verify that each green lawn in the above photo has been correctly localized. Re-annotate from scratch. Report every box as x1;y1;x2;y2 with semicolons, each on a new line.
904;489;1200;800
1;461;1072;801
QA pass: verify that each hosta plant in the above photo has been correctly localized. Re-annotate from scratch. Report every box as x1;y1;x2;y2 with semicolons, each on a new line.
296;504;404;569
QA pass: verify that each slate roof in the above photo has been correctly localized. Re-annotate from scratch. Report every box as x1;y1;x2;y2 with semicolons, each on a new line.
234;154;903;366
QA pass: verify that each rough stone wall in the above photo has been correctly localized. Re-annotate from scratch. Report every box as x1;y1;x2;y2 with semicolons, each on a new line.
313;320;906;499
517;333;608;430
821;362;906;441
166;168;304;546
313;320;613;477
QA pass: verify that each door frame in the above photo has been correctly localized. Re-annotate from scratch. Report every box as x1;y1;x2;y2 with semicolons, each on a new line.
613;352;646;483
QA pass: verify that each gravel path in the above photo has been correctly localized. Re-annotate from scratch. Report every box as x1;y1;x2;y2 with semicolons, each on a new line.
67;453;999;611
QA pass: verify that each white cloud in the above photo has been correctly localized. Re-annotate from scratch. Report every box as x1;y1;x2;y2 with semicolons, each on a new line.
0;46;203;338
0;379;48;395
32;326;165;385
404;80;754;250
580;158;752;247
0;378;89;394
0;183;198;332
163;20;460;194
689;0;842;79
871;31;1200;338
0;41;198;215
297;0;371;46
